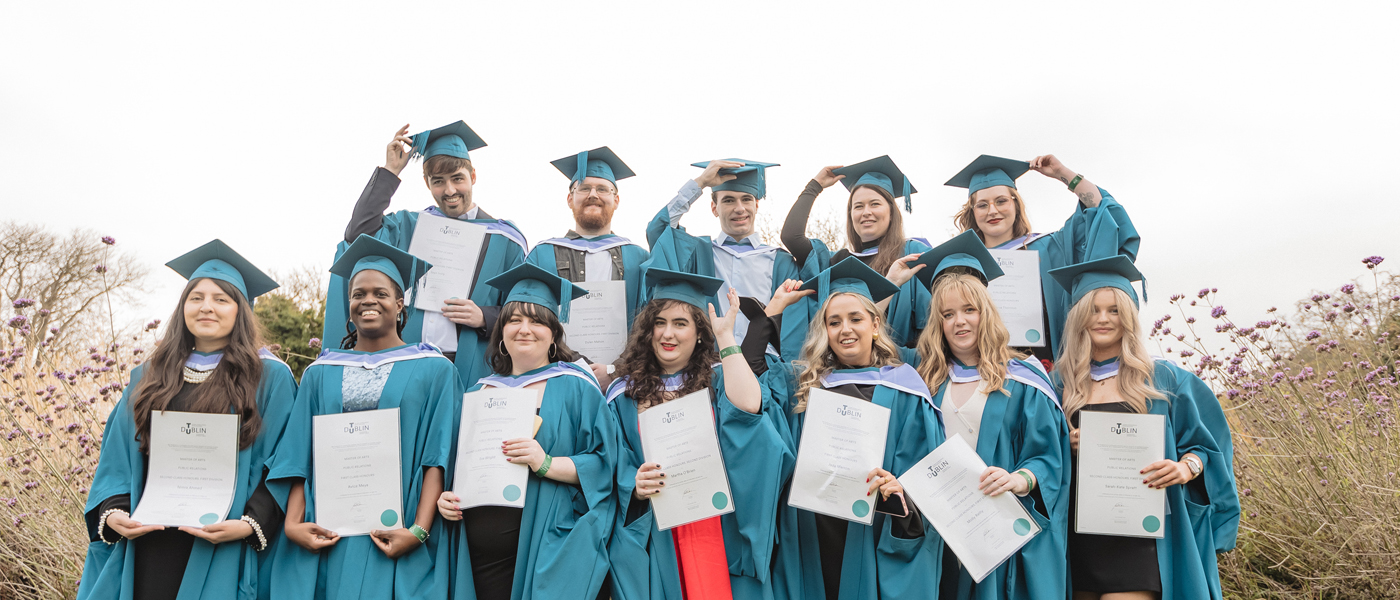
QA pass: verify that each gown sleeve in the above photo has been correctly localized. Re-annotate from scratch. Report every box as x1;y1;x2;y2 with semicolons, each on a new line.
713;367;796;580
780;180;824;267
344;167;402;243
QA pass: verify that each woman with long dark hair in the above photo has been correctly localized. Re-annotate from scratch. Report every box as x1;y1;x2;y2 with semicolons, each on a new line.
266;235;462;600
434;263;618;600
606;268;792;600
79;240;298;600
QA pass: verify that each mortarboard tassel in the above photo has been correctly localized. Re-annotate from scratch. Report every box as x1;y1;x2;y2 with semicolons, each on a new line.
559;279;573;324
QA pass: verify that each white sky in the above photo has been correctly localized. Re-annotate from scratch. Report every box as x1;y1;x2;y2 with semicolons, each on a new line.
3;1;1398;341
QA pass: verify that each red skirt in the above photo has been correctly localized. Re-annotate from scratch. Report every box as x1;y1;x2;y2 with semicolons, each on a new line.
671;515;733;600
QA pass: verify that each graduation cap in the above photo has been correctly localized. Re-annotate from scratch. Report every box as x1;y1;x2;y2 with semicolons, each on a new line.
944;155;1031;196
551;146;636;184
410;121;488;161
1048;255;1145;307
483;263;590;324
912;230;1005;289
690;159;780;200
834;155;917;213
644;267;725;312
166;240;280;304
800;257;900;305
329;234;433;297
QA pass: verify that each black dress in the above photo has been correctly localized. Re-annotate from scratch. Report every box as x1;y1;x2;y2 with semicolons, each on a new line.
1068;402;1161;593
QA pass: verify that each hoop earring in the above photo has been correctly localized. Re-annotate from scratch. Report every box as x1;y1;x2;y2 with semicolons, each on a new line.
499;341;508;355
548;343;557;358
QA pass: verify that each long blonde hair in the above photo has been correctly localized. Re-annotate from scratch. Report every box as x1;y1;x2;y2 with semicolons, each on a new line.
1057;287;1166;418
794;292;904;412
953;187;1033;244
916;273;1017;395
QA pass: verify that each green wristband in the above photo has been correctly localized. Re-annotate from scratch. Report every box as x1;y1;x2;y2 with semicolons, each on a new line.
408;524;428;543
1016;469;1035;492
535;454;553;478
719;345;743;359
1067;174;1083;191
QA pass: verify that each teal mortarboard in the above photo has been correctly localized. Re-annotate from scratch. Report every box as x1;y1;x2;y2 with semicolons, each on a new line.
644;267;725;312
912;230;1005;289
166;239;279;303
834;155;917;213
690;159;780;200
483;263;589;324
329;234;433;297
1048;255;1145;307
410;120;488;161
944;155;1031;196
799;257;900;304
552;146;636;184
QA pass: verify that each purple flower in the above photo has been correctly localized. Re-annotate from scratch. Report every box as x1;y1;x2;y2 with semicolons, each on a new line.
1306;330;1322;341
37;309;49;317
93;265;107;274
1363;255;1384;269
1197;288;1211;299
308;338;322;350
6;316;27;329
101;236;116;245
11;298;35;309
144;319;161;331
1211;306;1227;319
1341;284;1356;294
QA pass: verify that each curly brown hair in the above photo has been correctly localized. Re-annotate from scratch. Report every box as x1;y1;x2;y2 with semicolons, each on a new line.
616;299;719;410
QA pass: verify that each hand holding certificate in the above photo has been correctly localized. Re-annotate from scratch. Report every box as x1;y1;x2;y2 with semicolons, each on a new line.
787;389;890;525
131;411;240;528
453;388;538;509
313;408;404;536
898;437;1042;583
1075;411;1166;538
638;390;734;530
409;213;487;312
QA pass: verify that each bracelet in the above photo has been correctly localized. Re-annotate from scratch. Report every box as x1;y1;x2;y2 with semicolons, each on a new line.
1015;469;1035;492
98;508;127;545
1067;174;1083;191
408;524;429;543
719;345;742;359
536;454;553;478
241;516;268;552
1183;455;1202;479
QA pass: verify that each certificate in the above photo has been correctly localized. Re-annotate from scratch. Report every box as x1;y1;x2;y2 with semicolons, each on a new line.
638;390;734;530
787;388;890;525
409;213;487;313
313;408;404;536
1075;411;1166;538
987;249;1045;347
453;388;538;509
131;411;240;527
898;437;1041;583
562;280;628;365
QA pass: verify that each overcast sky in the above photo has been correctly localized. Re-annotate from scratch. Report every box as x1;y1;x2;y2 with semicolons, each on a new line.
4;1;1397;349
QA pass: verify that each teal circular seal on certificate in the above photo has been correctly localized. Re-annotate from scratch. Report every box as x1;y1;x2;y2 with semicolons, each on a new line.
1025;329;1041;343
1013;518;1031;536
1142;515;1161;533
199;513;219;526
712;492;729;510
380;509;398;527
504;485;522;502
852;500;870;518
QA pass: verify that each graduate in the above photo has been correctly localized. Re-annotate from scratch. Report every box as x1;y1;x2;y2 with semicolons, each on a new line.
434;263;619;600
526;147;650;387
79;240;298;600
606;268;793;600
908;238;1071;600
267;235;462;600
326;121;528;388
945;154;1140;365
643;159;808;362
748;258;945;600
1047;256;1238;600
781;157;932;349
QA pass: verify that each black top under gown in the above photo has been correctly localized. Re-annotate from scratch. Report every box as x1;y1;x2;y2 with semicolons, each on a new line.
95;381;283;600
1068;401;1161;593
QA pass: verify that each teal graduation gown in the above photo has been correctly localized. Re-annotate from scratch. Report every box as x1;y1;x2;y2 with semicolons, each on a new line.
764;362;946;600
792;239;932;349
265;343;462;600
448;362;618;600
524;235;651;332
606;366;795;600
323;209;528;388
78;354;299;600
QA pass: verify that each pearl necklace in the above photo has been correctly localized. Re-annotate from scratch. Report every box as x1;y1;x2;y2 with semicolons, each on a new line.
182;366;212;384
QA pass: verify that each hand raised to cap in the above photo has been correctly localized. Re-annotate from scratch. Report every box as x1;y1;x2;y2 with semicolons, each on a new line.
385;124;414;176
813;165;846;189
694;160;744;189
1028;154;1070;181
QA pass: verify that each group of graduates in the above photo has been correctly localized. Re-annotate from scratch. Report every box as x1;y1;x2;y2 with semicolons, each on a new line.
78;121;1240;600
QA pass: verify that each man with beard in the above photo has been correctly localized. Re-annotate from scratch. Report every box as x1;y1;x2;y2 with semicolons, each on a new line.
527;146;649;386
325;121;527;388
644;159;809;361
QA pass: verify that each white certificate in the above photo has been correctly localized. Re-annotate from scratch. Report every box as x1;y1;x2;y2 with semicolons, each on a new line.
1075;411;1166;538
313;408;404;536
409;213;488;313
562;280;628;365
638;390;734;531
131;411;240;527
787;388;890;525
453;388;538;509
898;437;1041;583
987;249;1045;348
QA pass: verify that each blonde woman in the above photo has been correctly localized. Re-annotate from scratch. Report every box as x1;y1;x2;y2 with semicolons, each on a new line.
742;258;945;600
1049;256;1238;600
